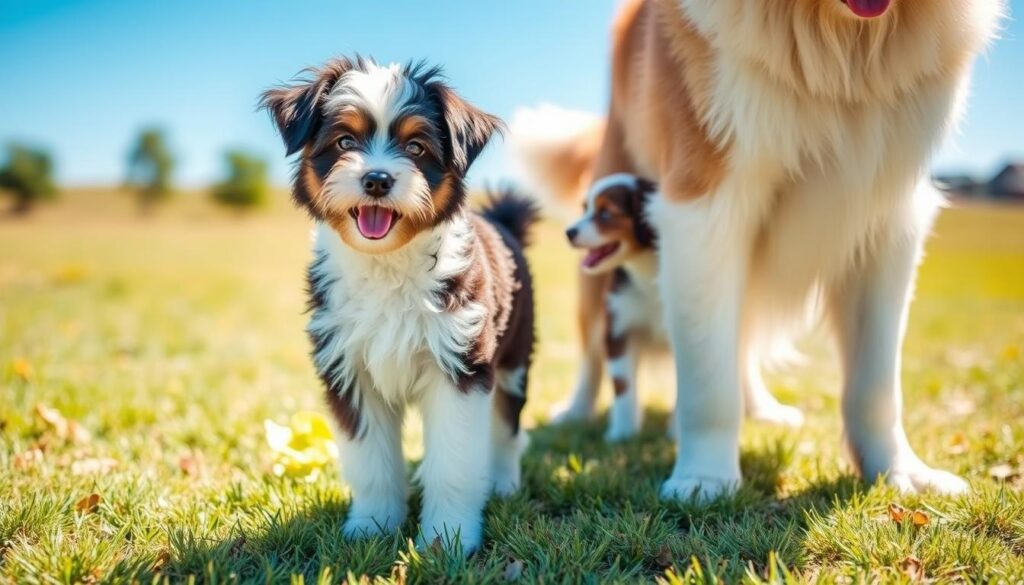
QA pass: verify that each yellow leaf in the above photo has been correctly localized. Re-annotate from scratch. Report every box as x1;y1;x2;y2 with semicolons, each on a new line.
947;432;968;455
12;358;34;381
52;264;88;285
1002;343;1020;362
75;493;102;514
264;411;337;481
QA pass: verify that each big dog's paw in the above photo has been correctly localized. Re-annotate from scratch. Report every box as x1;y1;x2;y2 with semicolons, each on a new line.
887;466;969;496
660;474;739;503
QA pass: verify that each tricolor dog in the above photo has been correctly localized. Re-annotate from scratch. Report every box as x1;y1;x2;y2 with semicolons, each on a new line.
261;57;538;553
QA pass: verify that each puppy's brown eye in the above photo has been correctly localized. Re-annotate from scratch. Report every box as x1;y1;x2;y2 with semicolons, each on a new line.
404;140;425;157
338;135;358;150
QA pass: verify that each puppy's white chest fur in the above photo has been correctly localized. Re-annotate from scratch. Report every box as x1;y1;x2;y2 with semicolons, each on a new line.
308;217;484;405
608;255;666;343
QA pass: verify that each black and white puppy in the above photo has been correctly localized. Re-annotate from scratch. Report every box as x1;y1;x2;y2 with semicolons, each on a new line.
261;57;538;553
558;173;804;441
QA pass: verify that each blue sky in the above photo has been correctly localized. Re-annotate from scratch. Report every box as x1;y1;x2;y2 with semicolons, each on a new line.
1;0;1021;187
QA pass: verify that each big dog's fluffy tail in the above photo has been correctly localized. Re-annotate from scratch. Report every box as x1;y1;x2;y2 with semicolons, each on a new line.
509;105;605;219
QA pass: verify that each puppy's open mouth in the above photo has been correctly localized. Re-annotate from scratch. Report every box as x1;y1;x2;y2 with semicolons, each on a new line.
841;0;891;18
350;205;400;240
582;242;621;269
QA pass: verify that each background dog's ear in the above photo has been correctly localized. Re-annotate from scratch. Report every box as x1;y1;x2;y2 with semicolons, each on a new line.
631;177;658;248
259;59;351;156
434;85;505;175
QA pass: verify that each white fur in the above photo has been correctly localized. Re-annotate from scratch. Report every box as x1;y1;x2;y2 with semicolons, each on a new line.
652;1;1000;500
312;214;518;553
320;63;434;224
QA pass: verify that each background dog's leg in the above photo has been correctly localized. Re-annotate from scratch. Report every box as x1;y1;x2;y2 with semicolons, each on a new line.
605;321;642;442
492;366;529;496
829;186;967;495
742;347;804;427
652;185;766;502
550;269;608;424
416;380;493;553
338;391;408;539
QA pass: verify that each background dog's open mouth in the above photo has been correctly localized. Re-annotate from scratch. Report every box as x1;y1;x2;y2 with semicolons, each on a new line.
842;0;891;18
582;242;620;269
352;205;398;240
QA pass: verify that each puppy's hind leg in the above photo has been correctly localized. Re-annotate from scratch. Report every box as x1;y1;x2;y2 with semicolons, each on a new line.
605;320;642;442
492;365;530;496
550;269;610;424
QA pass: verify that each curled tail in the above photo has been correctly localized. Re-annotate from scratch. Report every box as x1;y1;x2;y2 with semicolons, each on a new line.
479;185;542;247
510;105;605;219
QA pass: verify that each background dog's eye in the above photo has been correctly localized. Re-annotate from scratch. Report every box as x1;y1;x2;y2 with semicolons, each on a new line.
404;141;425;157
338;135;357;150
598;209;613;222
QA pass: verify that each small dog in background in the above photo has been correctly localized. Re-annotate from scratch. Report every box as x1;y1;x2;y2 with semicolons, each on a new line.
561;172;804;441
261;57;538;553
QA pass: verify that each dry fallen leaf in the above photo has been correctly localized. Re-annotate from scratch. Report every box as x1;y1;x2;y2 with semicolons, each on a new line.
888;503;907;523
655;544;674;568
75;493;102;514
503;558;524;582
71;457;118;475
178;452;203;477
910;510;930;527
14;448;44;470
900;555;924;581
990;463;1017;481
34;403;91;444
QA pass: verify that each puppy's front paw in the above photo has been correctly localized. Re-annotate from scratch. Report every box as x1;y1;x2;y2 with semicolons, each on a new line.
887;466;969;496
604;420;640;443
660;474;739;503
416;517;483;555
342;513;402;539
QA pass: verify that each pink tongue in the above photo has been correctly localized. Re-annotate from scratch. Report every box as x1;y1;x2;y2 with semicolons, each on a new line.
582;243;619;268
356;206;395;240
845;0;891;18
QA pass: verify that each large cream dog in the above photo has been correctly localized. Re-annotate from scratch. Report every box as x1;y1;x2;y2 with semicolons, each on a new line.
515;0;1002;500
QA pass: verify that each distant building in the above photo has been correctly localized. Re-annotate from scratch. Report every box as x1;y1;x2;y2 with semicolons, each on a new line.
987;163;1024;201
934;174;982;196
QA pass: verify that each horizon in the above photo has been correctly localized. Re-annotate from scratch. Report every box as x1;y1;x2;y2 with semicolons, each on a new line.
1;0;1022;188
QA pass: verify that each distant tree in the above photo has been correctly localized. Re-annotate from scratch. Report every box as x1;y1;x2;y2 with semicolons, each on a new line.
126;128;174;211
211;150;269;211
0;143;57;214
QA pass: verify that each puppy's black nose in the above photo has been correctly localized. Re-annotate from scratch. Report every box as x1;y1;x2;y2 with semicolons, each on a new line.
565;227;578;242
361;171;395;197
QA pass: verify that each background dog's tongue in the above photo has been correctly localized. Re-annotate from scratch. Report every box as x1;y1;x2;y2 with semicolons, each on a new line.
845;0;891;18
356;206;395;239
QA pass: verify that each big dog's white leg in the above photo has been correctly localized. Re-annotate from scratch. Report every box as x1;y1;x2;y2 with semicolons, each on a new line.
651;181;770;502
829;184;967;495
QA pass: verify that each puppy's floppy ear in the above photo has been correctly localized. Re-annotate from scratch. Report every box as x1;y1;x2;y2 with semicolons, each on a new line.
259;58;351;156
433;84;505;175
630;178;658;249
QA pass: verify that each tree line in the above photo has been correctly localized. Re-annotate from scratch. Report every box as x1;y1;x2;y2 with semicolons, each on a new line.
0;128;269;214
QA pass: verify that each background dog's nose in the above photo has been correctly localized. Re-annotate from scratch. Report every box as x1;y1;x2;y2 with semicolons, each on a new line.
565;227;578;241
361;171;395;197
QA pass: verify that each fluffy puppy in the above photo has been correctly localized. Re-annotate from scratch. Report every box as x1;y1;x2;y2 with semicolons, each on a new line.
260;57;538;553
561;173;803;441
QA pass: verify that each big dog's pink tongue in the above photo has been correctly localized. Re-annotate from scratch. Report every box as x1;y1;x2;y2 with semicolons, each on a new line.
355;206;396;240
844;0;891;18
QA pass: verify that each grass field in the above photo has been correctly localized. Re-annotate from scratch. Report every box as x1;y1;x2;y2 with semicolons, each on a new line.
2;191;1023;583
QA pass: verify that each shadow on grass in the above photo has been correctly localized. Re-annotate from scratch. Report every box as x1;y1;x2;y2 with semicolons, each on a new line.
158;408;867;582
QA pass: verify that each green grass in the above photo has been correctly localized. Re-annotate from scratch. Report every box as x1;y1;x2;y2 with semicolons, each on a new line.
2;193;1023;583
